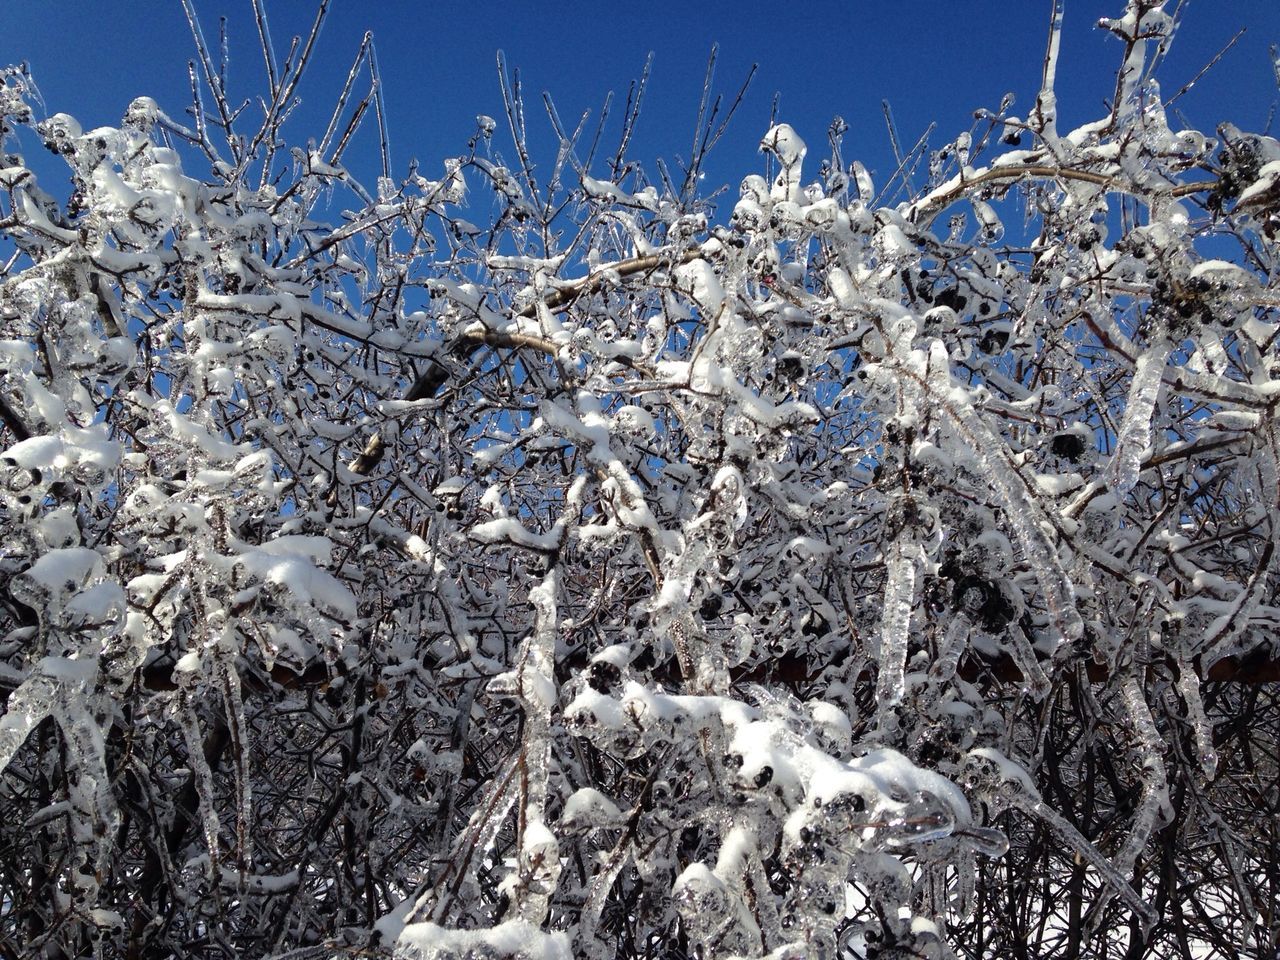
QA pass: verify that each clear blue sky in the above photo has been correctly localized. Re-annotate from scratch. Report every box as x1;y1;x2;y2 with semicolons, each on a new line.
2;2;1277;202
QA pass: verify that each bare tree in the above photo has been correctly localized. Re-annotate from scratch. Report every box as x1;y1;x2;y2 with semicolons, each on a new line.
1;2;1279;958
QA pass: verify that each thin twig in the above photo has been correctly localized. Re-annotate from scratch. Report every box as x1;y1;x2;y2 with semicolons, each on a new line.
1166;28;1246;108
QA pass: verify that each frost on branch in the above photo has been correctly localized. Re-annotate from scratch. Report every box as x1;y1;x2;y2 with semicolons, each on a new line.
2;3;1280;958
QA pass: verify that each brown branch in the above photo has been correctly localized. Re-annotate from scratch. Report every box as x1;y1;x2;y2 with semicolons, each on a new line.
0;394;31;443
909;164;1218;224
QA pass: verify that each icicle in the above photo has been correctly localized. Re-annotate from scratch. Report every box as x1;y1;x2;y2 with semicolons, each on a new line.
917;864;948;934
1012;793;1157;930
957;826;1009;859
712;826;765;951
410;757;520;926
851;160;874;203
1176;661;1217;779
875;540;917;710
217;654;253;880
746;844;783;951
1032;0;1065;142
1101;1;1169;127
929;614;971;685
1202;429;1280;665
178;698;222;882
1115;673;1172;877
952;846;977;920
971;199;1004;242
0;671;59;775
510;568;562;924
1006;624;1050;699
1105;339;1171;496
578;841;634;960
991;472;1082;643
925;339;1084;646
57;704;120;909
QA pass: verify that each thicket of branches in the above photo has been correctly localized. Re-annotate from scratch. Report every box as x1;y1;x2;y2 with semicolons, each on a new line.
2;1;1279;958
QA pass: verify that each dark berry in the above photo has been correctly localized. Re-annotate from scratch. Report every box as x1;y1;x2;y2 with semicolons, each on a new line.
587;660;621;694
1051;432;1087;461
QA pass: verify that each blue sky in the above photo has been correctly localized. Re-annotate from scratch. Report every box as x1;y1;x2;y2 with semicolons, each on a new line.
2;1;1277;204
